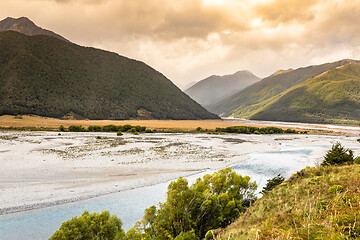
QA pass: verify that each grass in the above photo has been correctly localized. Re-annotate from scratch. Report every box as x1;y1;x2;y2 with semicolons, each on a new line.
218;164;360;239
0;115;306;132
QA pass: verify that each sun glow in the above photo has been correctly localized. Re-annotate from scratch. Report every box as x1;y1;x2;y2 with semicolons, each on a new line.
203;0;225;6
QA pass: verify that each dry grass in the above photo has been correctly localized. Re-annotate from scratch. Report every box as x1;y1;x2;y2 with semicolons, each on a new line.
0;115;296;131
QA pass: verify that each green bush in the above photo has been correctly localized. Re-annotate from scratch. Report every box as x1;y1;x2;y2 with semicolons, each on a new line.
354;157;360;164
68;125;87;132
328;185;343;194
321;142;354;166
88;125;102;132
139;168;257;239
117;131;123;136
58;125;65;132
174;230;197;240
261;174;285;195
49;211;125;240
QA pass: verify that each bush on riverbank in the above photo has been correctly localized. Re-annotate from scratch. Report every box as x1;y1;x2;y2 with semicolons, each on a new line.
215;126;301;134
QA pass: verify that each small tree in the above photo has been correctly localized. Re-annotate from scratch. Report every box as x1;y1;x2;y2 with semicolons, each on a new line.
261;174;285;195
321;142;354;166
50;211;125;240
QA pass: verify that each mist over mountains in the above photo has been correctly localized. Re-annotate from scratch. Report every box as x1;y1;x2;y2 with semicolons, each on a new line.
185;70;260;106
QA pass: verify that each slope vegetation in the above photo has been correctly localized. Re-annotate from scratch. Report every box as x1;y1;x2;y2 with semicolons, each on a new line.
0;31;219;120
185;70;260;106
219;164;360;239
250;63;360;123
209;60;359;119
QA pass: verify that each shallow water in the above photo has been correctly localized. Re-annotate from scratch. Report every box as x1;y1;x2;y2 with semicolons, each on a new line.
0;133;359;240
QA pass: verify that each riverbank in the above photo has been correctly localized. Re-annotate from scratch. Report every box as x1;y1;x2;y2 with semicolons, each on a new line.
1;131;360;216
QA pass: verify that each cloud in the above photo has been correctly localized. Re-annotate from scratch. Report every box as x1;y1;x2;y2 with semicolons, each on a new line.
1;0;360;88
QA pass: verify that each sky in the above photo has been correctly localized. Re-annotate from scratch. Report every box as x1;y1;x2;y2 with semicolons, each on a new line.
1;0;360;89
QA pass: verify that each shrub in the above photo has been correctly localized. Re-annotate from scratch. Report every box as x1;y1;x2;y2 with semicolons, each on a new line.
328;185;343;194
96;136;102;139
88;125;102;132
58;125;65;132
321;142;354;166
354;157;360;164
133;131;139;135
117;131;123;136
68;125;87;132
261;174;285;194
49;211;125;240
139;168;257;239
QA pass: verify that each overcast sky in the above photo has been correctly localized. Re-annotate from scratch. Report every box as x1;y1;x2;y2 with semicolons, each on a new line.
1;0;360;89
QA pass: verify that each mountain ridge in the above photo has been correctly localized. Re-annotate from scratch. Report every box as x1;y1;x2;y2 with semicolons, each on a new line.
0;17;69;42
185;70;260;106
208;59;360;120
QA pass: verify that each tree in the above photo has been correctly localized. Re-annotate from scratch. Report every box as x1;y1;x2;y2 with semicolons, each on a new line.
50;210;125;240
321;142;354;166
261;174;285;195
139;168;257;239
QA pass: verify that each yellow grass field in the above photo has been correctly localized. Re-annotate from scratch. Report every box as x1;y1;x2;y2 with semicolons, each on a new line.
0;115;256;131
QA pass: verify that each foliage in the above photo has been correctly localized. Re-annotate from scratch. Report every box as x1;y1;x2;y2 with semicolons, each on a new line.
321;142;354;166
68;125;87;132
49;210;125;240
218;163;360;239
328;185;343;193
138;168;257;239
215;126;296;134
67;124;148;133
354;156;360;164
58;125;65;131
0;31;219;120
260;174;285;195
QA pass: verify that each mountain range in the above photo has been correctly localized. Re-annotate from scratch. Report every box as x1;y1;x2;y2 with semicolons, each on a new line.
208;59;360;124
185;70;260;106
0;17;218;120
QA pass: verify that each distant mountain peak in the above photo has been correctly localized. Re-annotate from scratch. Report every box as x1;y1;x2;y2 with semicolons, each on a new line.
0;16;69;42
185;70;261;106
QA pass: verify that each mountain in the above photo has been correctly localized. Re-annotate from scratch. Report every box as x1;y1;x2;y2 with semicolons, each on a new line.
250;63;360;123
185;70;260;106
0;17;69;42
0;31;219;120
208;59;360;122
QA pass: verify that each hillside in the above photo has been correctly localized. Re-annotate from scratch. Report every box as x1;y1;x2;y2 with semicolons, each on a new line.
219;164;360;239
0;17;69;42
0;31;219;120
208;59;360;118
250;63;360;124
185;70;260;106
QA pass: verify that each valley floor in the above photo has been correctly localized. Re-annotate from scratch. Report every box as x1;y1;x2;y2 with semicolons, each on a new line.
1;130;360;216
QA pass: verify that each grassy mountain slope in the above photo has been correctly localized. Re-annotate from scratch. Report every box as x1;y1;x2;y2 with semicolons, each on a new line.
185;70;260;106
219;164;360;239
208;60;359;117
250;63;360;124
0;31;219;120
